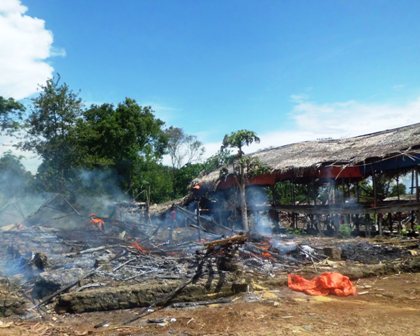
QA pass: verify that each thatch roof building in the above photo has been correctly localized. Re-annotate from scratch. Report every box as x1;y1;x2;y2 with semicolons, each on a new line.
199;122;420;190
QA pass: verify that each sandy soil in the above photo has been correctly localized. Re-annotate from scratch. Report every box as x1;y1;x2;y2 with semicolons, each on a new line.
1;272;419;336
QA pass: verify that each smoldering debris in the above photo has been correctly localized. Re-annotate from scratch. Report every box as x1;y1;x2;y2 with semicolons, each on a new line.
0;194;418;320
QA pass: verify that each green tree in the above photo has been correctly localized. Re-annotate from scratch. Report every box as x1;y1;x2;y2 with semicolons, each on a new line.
74;99;168;197
135;161;174;203
0;151;34;197
202;147;234;174
270;181;309;205
222;130;260;232
0;96;25;133
21;77;83;192
173;163;204;198
358;176;405;203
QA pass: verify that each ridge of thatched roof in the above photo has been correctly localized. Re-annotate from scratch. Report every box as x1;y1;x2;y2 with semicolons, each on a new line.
199;122;420;186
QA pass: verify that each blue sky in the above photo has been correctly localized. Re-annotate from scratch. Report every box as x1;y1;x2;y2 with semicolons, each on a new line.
1;0;420;167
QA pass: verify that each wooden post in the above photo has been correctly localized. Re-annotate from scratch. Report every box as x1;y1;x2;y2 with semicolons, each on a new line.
397;212;402;234
292;181;297;229
411;170;415;195
416;168;419;203
372;174;378;208
378;213;383;236
196;200;201;241
387;213;393;234
355;182;360;203
365;214;371;238
354;214;360;235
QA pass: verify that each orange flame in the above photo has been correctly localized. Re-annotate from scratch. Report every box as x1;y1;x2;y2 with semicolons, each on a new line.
90;217;104;231
131;241;148;254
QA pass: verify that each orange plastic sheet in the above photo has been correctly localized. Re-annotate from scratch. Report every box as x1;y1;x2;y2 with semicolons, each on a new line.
288;272;357;297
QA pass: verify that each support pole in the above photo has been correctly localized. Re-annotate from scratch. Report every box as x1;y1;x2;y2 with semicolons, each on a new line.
196;200;201;241
372;174;378;208
355;181;360;203
411;170;415;195
378;213;383;236
292;181;297;229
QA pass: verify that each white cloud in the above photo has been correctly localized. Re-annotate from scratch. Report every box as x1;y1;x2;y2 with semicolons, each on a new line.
0;0;64;173
290;97;420;138
50;46;66;58
202;96;420;158
0;0;60;99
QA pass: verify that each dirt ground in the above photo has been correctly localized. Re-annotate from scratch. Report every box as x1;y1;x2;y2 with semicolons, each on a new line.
1;272;419;336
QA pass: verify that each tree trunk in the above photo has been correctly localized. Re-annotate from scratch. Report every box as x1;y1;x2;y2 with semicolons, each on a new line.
239;182;249;232
236;159;249;232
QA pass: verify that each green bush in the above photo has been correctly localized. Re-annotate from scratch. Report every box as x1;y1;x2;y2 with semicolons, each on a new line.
339;224;352;237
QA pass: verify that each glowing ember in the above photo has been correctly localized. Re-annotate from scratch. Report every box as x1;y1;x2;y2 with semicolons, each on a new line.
131;241;148;253
89;214;105;231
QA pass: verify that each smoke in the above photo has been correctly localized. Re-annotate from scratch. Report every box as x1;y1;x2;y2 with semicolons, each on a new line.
246;186;276;235
74;168;130;217
0;169;46;227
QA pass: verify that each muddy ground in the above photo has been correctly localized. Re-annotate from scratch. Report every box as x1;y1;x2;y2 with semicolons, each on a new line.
1;272;419;336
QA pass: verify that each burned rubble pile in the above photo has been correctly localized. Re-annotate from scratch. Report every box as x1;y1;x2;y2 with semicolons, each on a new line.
0;217;418;319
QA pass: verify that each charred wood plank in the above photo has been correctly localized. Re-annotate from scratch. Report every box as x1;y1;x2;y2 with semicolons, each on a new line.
170;297;232;308
204;234;248;250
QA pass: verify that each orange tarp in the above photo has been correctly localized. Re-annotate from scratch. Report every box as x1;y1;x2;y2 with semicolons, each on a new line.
288;272;357;297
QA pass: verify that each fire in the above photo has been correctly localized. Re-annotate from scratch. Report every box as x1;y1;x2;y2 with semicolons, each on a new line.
255;241;274;259
131;241;148;254
89;213;105;231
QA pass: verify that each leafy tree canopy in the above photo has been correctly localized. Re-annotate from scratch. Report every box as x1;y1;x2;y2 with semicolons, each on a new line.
0;96;25;133
0;151;34;197
73;99;168;195
222;129;260;156
20;77;83;192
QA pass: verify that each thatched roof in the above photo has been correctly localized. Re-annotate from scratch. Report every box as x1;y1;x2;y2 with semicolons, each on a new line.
199;122;420;188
